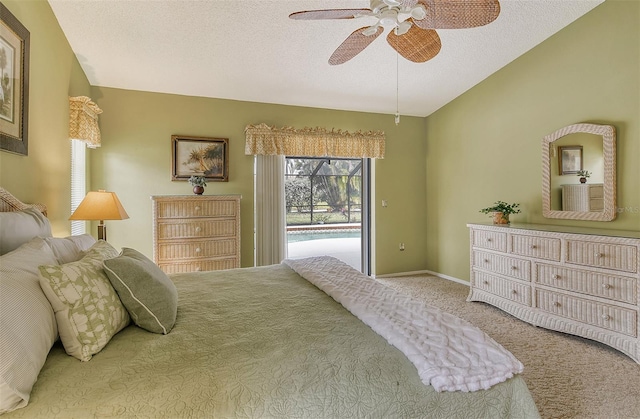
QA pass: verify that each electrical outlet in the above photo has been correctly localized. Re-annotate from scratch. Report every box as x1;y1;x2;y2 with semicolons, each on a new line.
382;200;388;207
399;243;405;251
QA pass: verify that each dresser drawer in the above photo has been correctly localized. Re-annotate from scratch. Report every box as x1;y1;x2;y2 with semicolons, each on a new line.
157;238;238;261
473;250;530;281
157;219;237;240
537;264;637;304
510;234;561;261
156;199;238;219
473;271;531;306
472;230;507;252
566;240;638;273
160;258;239;274
536;289;637;337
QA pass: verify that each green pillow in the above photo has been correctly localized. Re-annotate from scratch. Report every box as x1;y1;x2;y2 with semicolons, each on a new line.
103;248;178;334
38;240;130;362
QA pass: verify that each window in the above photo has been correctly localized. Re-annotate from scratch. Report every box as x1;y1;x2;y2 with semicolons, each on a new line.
70;139;86;235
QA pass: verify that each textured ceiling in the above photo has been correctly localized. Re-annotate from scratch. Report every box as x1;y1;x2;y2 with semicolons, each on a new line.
48;0;604;117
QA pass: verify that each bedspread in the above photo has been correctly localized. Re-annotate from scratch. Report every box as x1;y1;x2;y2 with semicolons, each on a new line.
284;256;523;392
7;262;539;418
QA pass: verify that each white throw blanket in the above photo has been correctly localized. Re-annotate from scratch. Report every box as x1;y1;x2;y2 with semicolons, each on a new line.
283;256;524;392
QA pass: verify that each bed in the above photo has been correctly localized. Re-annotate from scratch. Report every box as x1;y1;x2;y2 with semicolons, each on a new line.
0;188;540;418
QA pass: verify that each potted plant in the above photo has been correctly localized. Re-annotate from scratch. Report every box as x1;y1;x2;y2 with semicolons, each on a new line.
480;201;521;225
188;175;207;195
576;170;591;184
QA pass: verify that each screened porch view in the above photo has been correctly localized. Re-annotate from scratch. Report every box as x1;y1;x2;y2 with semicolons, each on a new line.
285;157;362;270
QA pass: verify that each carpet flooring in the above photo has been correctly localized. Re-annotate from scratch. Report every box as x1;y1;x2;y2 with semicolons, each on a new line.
375;275;640;419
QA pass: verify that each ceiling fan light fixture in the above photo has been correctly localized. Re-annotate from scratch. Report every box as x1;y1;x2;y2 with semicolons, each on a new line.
410;5;426;20
362;25;380;36
379;10;399;26
395;20;412;35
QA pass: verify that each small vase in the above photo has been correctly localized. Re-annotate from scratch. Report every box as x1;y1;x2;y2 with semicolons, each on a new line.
492;212;509;225
579;177;587;184
193;186;204;195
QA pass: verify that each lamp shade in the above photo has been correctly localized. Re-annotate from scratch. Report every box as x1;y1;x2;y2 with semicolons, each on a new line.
69;190;129;221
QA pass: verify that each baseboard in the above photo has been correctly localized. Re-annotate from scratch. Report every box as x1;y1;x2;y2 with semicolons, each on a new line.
375;269;470;287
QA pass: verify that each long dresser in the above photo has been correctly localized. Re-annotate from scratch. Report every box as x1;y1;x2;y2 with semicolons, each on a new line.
467;223;640;363
151;195;241;274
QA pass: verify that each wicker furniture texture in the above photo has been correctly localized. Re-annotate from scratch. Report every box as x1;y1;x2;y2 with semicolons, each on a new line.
151;195;241;274
561;183;604;212
467;223;640;364
0;187;47;216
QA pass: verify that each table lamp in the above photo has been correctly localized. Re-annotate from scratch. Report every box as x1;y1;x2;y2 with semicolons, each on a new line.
69;190;129;241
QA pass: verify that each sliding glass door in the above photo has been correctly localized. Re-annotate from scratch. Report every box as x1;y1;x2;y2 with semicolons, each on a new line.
284;157;371;274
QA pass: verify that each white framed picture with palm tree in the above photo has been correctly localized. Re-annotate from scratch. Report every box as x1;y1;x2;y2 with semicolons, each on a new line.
171;135;228;182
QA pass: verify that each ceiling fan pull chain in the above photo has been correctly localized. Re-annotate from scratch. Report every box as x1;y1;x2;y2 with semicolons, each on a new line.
395;51;400;125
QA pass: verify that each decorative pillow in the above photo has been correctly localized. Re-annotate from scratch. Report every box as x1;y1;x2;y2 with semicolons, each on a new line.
38;241;130;362
103;248;178;334
0;238;58;413
0;208;52;255
44;234;97;264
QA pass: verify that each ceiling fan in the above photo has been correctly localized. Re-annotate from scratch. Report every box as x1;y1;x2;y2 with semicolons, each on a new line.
289;0;500;65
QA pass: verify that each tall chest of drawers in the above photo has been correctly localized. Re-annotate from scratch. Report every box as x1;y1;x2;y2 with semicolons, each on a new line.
467;223;640;363
151;195;241;274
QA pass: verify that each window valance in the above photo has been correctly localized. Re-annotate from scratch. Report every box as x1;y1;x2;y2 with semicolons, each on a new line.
69;96;103;148
244;123;385;158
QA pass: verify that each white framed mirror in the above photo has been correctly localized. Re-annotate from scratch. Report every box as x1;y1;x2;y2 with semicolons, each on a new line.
542;123;616;221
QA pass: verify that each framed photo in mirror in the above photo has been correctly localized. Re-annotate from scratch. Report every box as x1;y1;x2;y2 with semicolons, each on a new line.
558;146;582;175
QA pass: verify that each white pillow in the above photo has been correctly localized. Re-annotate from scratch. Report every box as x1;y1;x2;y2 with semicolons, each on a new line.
43;234;97;264
0;238;58;414
0;208;52;255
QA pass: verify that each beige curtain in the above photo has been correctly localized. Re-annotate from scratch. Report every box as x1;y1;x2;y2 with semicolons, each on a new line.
245;123;385;158
69;96;103;148
254;155;287;266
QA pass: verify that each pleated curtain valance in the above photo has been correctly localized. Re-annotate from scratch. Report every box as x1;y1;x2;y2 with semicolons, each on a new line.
244;123;385;158
69;96;103;148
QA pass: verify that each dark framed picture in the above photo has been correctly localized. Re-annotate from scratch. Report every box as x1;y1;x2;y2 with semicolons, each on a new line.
172;135;229;182
0;4;29;155
558;145;583;175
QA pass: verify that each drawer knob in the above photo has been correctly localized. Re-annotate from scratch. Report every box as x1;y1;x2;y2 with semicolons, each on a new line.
552;274;560;280
195;226;202;233
483;280;489;285
486;238;492;242
602;283;611;290
484;259;489;263
595;252;604;258
601;314;611;321
553;302;561;307
195;247;202;253
195;206;201;211
511;290;517;295
530;244;537;249
511;266;517;270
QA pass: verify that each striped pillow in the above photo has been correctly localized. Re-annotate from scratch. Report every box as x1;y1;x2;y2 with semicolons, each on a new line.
0;238;58;413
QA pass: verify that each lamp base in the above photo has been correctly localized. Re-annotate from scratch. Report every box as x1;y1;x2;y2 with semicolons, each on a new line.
98;224;106;241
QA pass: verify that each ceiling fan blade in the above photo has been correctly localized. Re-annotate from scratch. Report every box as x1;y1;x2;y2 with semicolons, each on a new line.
413;0;500;30
387;24;441;63
329;27;384;65
289;9;371;20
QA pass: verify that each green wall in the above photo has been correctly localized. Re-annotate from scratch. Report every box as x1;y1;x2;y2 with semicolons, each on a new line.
0;0;91;236
3;0;638;279
425;0;640;281
89;87;428;274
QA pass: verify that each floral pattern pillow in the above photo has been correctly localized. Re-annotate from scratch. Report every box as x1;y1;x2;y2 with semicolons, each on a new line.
38;241;130;361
